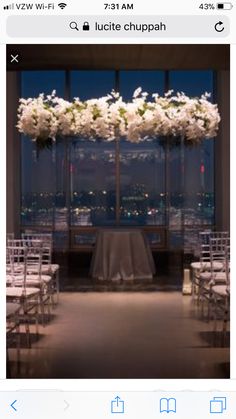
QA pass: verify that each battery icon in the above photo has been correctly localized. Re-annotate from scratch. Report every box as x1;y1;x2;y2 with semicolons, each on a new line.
217;2;233;9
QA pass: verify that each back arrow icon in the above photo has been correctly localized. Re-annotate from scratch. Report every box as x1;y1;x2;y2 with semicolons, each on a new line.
214;21;225;32
11;400;17;411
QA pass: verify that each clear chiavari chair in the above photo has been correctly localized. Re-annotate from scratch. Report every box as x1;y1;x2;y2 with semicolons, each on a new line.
210;239;230;346
198;236;229;318
6;302;21;371
22;233;60;304
191;231;229;302
14;241;53;325
6;239;25;277
6;245;41;347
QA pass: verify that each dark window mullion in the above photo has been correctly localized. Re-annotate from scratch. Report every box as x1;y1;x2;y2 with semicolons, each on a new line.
115;70;120;226
65;70;71;247
165;70;170;245
213;70;217;228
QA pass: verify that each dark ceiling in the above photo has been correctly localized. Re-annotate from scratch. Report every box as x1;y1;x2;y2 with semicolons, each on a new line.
7;44;230;70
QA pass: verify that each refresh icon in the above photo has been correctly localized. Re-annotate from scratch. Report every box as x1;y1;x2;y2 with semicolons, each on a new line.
214;21;225;32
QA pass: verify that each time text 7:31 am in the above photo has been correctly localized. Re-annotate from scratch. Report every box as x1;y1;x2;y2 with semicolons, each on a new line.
104;3;134;9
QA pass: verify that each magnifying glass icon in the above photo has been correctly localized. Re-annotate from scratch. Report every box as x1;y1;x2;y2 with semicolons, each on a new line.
69;21;79;31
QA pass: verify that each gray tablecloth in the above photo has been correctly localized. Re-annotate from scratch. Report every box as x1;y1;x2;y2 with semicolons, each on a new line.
90;229;155;281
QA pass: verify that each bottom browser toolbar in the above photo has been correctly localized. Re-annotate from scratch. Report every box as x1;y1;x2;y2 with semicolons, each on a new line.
0;391;235;418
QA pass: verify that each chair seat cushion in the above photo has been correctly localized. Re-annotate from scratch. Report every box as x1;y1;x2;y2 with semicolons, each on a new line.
191;261;223;271
27;265;50;274
199;272;228;283
6;287;40;298
27;274;52;283
6;265;23;274
14;279;41;287
212;285;229;297
27;265;59;275
7;274;52;287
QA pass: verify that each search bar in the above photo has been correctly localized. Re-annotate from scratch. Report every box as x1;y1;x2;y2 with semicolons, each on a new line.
6;15;230;38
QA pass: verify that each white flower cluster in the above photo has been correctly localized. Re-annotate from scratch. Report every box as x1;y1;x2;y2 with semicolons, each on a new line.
17;88;220;144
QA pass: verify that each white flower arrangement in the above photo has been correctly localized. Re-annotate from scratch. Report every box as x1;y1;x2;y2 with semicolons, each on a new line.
17;88;220;148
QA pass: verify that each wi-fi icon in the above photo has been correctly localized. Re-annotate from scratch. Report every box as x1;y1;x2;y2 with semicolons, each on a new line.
58;2;67;9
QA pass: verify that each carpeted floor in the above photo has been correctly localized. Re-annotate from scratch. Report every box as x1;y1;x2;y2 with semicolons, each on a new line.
8;290;230;379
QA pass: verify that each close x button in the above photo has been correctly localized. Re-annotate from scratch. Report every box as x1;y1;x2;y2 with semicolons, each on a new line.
10;53;19;63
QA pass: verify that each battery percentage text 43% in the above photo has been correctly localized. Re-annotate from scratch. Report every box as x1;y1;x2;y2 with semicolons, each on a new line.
199;3;216;9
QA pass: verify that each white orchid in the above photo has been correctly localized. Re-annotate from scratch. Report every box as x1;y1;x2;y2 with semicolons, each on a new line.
17;89;221;146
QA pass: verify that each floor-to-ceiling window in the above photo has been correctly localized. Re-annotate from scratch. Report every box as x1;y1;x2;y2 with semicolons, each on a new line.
168;71;215;251
20;69;215;251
